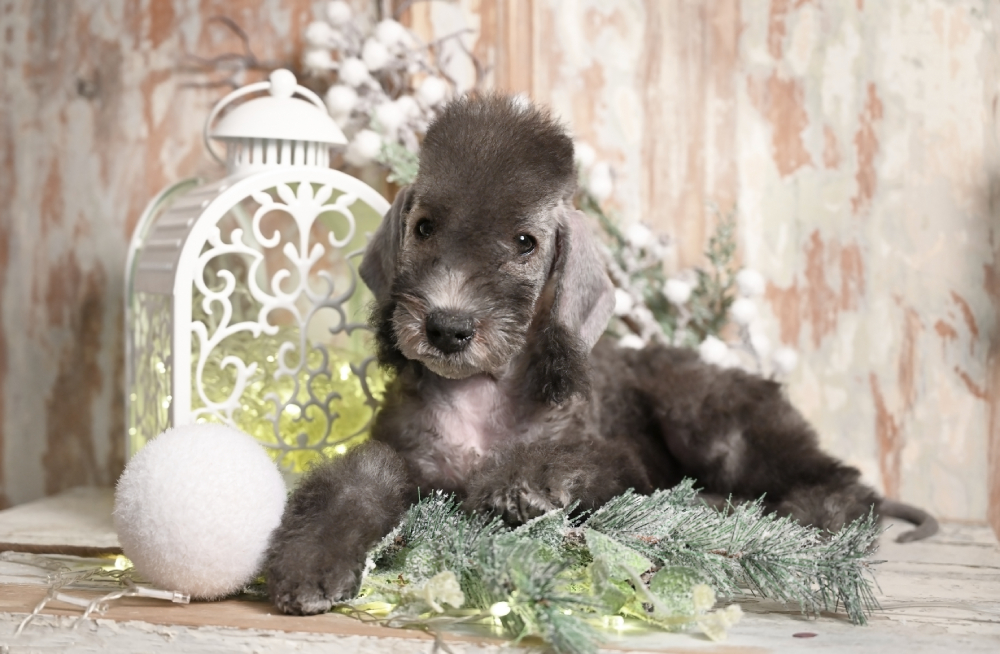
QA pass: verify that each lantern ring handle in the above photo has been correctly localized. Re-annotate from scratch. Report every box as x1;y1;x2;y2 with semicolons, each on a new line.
202;73;329;167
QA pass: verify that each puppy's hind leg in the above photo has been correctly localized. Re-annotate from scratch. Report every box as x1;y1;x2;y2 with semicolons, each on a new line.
265;441;412;615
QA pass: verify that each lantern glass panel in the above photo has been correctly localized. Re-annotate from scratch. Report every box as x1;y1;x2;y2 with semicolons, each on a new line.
186;181;387;474
128;291;173;456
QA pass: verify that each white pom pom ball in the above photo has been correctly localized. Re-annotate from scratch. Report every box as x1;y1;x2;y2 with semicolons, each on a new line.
664;278;693;306
362;38;392;72
305;21;335;48
375;19;409;49
729;297;758;325
303;48;334;72
698;335;730;366
772;346;799;374
587;162;614;201
417;76;448;107
574;142;597;172
325;84;358;122
736;268;766;297
345;129;383;166
114;424;287;600
339;57;370;87
326;0;352;26
613;288;634;316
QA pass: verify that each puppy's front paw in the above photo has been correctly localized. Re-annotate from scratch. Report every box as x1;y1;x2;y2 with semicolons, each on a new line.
483;481;569;525
267;556;362;615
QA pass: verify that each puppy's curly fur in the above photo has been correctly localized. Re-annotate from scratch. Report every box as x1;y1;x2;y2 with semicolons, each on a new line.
265;94;936;615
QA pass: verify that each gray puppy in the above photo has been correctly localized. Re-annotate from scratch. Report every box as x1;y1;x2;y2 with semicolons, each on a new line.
265;93;936;616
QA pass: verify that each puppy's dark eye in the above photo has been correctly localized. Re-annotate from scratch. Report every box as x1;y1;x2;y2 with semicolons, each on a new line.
515;234;536;255
415;219;433;239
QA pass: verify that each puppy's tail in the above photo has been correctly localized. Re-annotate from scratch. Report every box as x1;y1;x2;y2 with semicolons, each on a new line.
880;499;939;543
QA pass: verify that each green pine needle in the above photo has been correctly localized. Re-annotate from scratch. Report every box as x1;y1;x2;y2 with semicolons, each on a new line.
347;483;883;654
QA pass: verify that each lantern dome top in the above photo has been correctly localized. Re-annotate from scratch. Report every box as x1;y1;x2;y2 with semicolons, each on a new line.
204;70;346;173
211;70;346;145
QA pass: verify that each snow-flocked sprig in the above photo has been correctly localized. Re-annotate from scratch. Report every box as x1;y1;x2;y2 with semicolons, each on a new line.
575;146;799;379
302;1;485;180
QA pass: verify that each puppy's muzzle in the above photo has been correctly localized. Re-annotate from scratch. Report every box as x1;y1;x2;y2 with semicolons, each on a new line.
425;310;476;354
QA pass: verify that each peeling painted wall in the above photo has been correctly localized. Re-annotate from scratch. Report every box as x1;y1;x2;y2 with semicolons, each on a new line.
0;0;344;506
3;1;999;538
408;0;1000;532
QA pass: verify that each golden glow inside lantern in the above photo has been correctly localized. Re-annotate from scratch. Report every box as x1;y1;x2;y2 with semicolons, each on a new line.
125;70;391;481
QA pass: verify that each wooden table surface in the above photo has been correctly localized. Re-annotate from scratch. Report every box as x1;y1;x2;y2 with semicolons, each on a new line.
0;488;997;653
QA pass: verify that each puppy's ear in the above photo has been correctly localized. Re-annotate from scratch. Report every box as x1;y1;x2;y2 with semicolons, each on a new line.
552;209;616;350
528;209;615;405
360;186;413;303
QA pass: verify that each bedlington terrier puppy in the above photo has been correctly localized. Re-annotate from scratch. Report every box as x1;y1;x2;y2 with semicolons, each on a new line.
265;93;936;616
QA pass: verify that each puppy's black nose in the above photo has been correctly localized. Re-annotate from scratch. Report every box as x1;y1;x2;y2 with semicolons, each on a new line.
425;310;475;354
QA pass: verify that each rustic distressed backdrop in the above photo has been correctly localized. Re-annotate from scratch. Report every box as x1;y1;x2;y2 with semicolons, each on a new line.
2;0;998;536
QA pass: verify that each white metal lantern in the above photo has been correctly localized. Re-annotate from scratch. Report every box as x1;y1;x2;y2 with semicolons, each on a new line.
125;69;391;481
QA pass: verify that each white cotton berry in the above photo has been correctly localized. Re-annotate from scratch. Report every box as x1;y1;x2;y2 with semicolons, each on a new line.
730;297;758;325
375;19;409;49
113;424;286;600
394;95;420;119
736;268;766;297
574;142;597;171
374;100;406;136
305;21;335;48
613;288;634;316
772;346;799;374
510;94;531;112
345;129;383;166
588;162;614;201
417;76;448;107
664;279;693;306
303;48;334;72
338;57;370;87
749;328;771;357
325;0;352;26
618;333;646;350
699;336;730;366
325;84;358;121
625;222;653;249
362;38;392;72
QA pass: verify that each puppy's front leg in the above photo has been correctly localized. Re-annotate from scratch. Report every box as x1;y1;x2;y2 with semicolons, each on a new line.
465;440;650;525
265;441;412;615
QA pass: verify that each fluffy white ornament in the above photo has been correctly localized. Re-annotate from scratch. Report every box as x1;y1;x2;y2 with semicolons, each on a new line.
305;21;335;48
625;222;653;249
325;0;352;26
613;288;634;316
362;38;392;72
375;19;409;49
374;100;406;136
338;57;370;87
772;346;799;374
729;297;758;325
618;333;646;350
345;129;383;166
698;336;730;366
587;162;614;201
574;142;597;172
736;268;766;297
113;424;286;600
394;94;420;119
325;84;358;122
417;76;448;107
664;278;693;306
303;48;334;72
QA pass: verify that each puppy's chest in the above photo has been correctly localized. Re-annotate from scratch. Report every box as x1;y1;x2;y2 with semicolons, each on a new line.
423;376;521;479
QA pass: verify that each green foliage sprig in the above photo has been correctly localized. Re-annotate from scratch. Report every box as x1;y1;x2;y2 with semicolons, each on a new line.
344;481;882;654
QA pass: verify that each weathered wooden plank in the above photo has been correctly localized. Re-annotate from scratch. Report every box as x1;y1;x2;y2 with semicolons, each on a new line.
0;0;337;507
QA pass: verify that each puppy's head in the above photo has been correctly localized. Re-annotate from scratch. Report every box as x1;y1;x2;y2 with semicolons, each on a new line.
360;94;614;400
